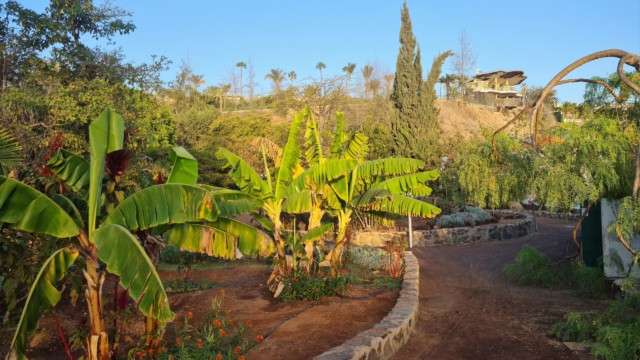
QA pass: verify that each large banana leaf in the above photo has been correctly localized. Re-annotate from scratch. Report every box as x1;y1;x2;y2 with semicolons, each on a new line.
340;131;369;162
167;146;198;185
282;189;314;214
274;110;304;199
165;218;272;258
304;110;324;166
46;149;90;192
370;171;439;196
252;137;283;168
210;189;263;218
88;108;124;240
0;128;22;167
52;194;85;229
291;159;357;191
300;222;333;243
329;112;345;157
94;224;173;321
8;248;78;360
351;188;392;207
0;176;79;238
103;184;219;231
363;194;441;218
216;147;272;200
356;158;426;178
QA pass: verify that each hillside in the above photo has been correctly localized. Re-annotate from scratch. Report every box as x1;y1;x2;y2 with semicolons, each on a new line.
437;99;522;139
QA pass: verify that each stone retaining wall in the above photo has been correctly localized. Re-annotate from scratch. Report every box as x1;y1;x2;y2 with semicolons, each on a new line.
314;251;419;360
351;211;534;248
531;210;580;220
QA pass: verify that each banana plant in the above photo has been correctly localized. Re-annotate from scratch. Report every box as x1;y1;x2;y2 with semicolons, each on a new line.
2;109;226;360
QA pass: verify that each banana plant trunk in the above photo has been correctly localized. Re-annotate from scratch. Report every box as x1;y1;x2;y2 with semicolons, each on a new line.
84;251;109;360
327;209;351;272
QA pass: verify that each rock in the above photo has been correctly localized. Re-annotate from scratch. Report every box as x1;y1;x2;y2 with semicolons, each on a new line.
509;202;524;211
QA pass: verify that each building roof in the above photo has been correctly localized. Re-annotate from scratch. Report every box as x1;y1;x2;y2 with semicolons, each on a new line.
472;70;527;86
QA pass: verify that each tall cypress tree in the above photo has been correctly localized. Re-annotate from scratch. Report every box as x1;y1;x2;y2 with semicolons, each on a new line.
390;2;450;166
390;2;420;158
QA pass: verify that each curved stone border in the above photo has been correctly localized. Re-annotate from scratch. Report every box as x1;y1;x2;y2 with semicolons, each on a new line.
314;251;419;360
531;210;580;220
351;211;534;248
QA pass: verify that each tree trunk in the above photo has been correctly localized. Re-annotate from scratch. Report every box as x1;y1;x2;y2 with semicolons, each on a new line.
84;256;109;360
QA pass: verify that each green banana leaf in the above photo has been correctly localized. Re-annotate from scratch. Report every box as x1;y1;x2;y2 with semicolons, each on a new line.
351;188;392;207
356;158;426;178
299;222;333;243
274;109;304;199
167;146;198;185
282;189;314;214
291;159;357;192
210;189;263;218
304;110;324;166
8;248;78;360
52;194;85;229
46;149;90;192
88;108;124;240
216;147;272;200
329;112;345;157
340;131;369;161
0;128;22;167
94;224;173;321
363;194;441;218
0;176;79;238
370;171;439;196
165;218;272;258
103;184;219;232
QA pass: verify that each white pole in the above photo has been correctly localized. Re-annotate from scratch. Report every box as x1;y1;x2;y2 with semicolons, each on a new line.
408;215;413;248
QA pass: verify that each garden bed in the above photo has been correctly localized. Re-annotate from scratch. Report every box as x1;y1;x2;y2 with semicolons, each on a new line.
1;261;399;359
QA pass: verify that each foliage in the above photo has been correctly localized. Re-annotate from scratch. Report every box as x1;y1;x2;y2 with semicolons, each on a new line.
130;298;258;360
572;260;606;299
349;245;388;270
436;206;493;228
550;296;640;359
0;128;22;169
504;245;561;287
162;279;219;294
278;270;349;301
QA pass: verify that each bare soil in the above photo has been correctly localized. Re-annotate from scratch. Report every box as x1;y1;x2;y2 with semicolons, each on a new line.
393;217;607;360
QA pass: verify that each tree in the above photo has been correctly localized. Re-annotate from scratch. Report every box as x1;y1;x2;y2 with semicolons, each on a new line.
342;63;356;96
361;64;374;98
236;61;246;98
450;30;477;99
3;109;205;359
439;73;456;99
316;61;326;83
265;68;286;94
288;70;297;87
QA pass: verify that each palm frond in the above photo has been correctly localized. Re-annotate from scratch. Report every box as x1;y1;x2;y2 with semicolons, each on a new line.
0;128;22;167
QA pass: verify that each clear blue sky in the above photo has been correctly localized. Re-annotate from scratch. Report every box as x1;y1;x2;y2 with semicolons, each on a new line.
31;0;640;103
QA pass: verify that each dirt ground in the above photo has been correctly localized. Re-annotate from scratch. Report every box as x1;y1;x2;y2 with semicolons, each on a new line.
393;217;606;360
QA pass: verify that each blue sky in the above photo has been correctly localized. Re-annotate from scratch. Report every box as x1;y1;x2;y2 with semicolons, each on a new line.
29;0;640;103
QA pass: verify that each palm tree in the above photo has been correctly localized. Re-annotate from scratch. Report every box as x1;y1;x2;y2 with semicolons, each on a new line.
440;73;456;99
0;128;21;171
316;61;326;83
288;70;297;87
236;61;247;98
383;74;394;98
187;74;205;91
264;68;286;94
361;64;374;99
342;62;356;96
369;78;381;98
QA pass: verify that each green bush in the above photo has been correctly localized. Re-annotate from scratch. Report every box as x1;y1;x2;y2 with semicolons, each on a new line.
349;245;387;270
162;279;219;294
279;271;348;301
572;260;606;299
548;311;598;342
435;206;493;228
504;245;560;287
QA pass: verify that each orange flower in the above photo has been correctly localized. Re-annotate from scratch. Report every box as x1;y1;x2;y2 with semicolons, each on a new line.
218;329;228;337
233;345;242;355
228;319;234;325
247;320;253;328
175;337;182;345
187;311;193;319
238;356;245;360
197;338;203;349
215;354;223;360
213;319;222;327
256;335;264;343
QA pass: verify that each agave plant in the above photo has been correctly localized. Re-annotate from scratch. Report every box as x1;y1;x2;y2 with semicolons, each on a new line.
2;109;266;360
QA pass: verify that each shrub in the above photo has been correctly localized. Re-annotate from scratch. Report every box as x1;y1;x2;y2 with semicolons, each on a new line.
349;245;388;270
162;279;219;294
466;206;493;223
592;321;640;359
435;206;493;228
548;311;598;342
572;260;606;299
504;245;560;287
279;271;348;301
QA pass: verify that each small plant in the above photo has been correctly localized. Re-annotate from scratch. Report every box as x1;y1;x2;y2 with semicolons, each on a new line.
349;245;388;270
572;260;606;299
129;296;259;360
383;238;406;279
504;245;560;287
279;271;348;301
162;279;219;294
548;311;597;342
